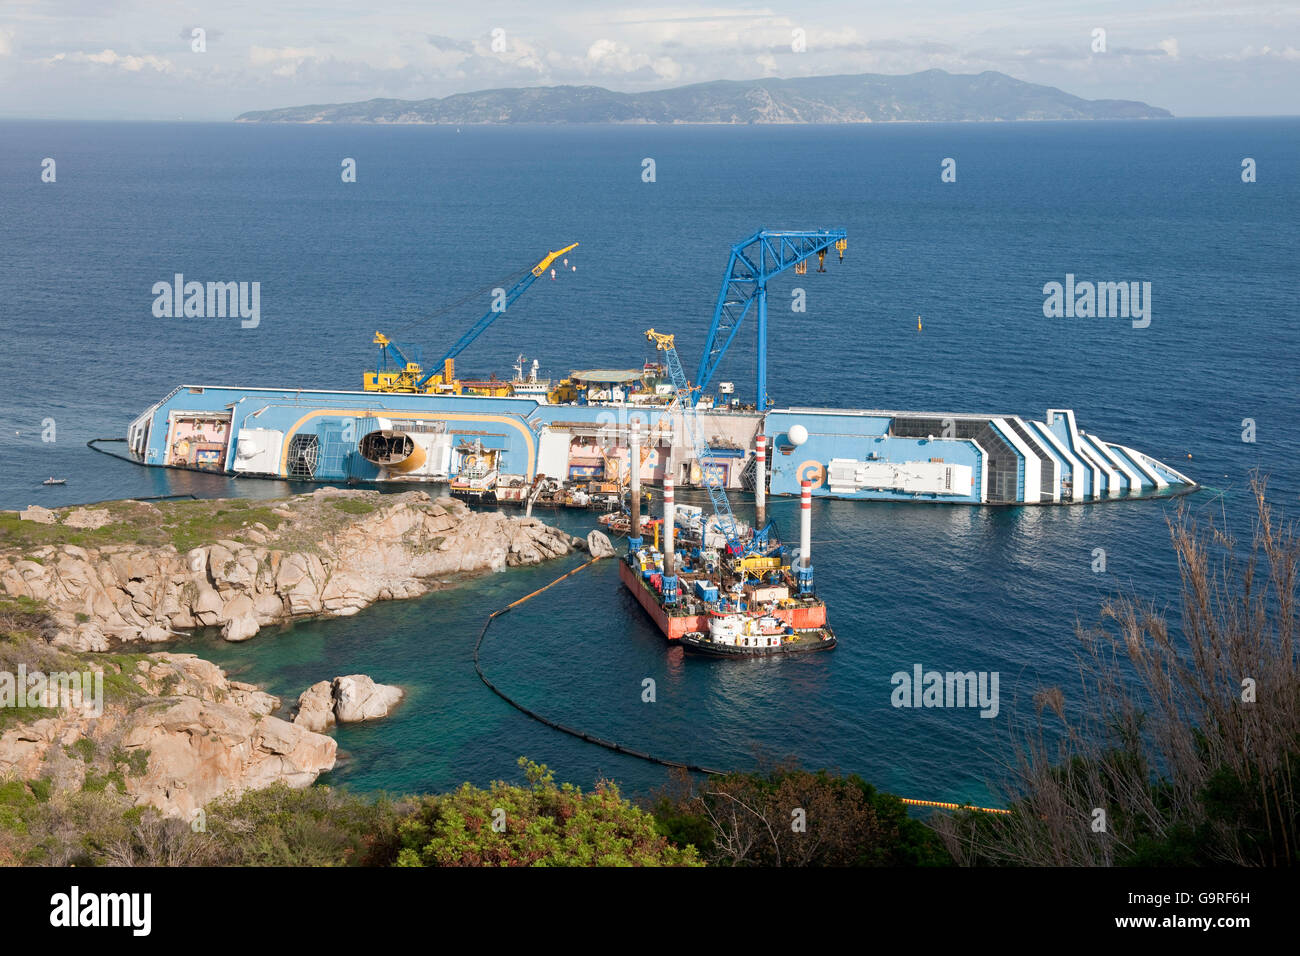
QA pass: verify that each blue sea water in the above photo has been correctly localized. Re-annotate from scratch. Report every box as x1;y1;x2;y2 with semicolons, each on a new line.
0;118;1297;806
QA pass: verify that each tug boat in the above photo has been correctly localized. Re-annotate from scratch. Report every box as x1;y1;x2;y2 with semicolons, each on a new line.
678;611;836;657
449;437;500;500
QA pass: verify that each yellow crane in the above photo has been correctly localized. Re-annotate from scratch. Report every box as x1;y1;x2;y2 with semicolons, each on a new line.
366;242;578;394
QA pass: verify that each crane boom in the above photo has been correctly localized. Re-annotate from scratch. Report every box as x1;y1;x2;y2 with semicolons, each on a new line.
366;242;577;393
646;328;749;555
422;242;578;388
697;229;846;411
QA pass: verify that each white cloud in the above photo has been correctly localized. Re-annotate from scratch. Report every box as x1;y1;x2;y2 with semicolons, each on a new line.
42;49;173;72
1158;37;1180;58
249;46;319;66
584;38;680;80
1207;44;1300;61
0;27;13;57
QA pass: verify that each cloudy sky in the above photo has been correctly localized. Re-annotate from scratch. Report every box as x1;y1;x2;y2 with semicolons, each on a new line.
1;1;1296;120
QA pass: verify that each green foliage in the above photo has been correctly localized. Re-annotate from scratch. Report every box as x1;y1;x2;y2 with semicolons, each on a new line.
26;779;51;804
67;738;96;763
98;656;149;702
203;784;404;866
0;779;36;809
1110;741;1300;867
651;798;715;854
0;780;37;836
110;747;150;778
0;704;57;732
652;764;950;867
329;498;378;515
82;769;126;794
396;758;701;867
163;501;284;553
0;595;52;642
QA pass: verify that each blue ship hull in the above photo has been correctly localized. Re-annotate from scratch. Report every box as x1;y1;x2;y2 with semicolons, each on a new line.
122;385;1195;505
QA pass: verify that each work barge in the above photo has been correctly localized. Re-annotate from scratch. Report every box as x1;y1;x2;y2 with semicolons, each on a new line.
120;231;1196;506
618;406;834;657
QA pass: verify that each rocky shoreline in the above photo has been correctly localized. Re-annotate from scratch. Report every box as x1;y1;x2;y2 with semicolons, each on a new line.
0;489;594;817
1;487;584;651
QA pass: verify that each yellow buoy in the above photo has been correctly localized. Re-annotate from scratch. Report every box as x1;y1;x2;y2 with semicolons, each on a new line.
917;315;922;332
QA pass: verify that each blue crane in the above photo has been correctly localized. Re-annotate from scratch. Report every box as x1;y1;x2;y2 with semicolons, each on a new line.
646;328;750;556
696;229;847;412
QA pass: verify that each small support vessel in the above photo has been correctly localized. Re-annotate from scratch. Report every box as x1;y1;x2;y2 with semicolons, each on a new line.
449;437;500;501
619;470;835;657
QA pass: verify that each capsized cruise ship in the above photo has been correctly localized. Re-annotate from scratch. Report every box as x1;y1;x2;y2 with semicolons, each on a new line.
120;382;1194;505
115;233;1196;506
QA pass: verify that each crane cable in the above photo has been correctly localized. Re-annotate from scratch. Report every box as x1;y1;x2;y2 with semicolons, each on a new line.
389;265;532;337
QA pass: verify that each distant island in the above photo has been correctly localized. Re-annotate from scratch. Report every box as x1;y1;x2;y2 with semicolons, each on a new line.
235;69;1171;125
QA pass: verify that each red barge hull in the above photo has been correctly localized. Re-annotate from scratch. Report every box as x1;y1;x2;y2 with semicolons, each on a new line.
618;558;826;641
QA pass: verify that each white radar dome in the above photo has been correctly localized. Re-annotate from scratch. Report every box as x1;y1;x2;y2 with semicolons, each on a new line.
787;424;808;446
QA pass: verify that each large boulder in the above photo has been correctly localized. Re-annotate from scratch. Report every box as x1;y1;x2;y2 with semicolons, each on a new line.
64;508;111;529
586;529;617;558
18;506;56;524
122;701;337;818
292;681;337;733
332;675;404;723
219;593;260;642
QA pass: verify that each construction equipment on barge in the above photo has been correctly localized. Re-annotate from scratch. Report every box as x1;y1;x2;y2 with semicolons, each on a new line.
619;337;834;657
620;472;834;656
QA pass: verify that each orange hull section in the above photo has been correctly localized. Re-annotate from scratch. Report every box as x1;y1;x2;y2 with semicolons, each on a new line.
620;558;699;639
618;559;826;640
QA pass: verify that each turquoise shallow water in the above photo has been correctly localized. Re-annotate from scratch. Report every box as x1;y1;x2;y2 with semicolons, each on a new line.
1;118;1297;802
158;489;1201;806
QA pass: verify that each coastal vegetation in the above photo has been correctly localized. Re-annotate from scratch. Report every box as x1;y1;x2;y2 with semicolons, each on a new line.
0;498;287;553
935;479;1299;866
0;758;946;866
395;759;700;867
649;764;949;866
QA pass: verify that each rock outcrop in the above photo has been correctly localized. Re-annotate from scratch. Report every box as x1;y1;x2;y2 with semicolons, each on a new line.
292;675;404;728
332;675;404;723
586;529;617;559
0;653;337;819
64;507;112;530
0;490;584;651
292;680;337;733
0;490;597;817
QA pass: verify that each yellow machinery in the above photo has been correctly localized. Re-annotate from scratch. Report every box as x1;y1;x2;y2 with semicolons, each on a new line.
365;242;578;395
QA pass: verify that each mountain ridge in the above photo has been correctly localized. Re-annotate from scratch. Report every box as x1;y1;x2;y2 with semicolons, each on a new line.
235;69;1172;124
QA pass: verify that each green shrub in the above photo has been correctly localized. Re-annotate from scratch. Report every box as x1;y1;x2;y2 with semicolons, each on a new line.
204;783;404;866
67;738;96;763
110;747;150;778
396;758;701;867
651;764;949;867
